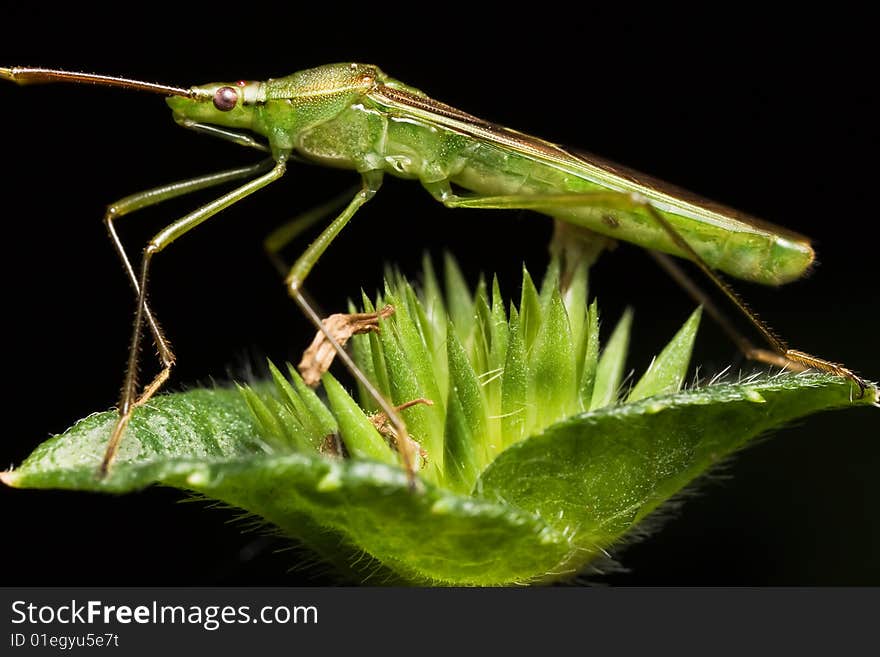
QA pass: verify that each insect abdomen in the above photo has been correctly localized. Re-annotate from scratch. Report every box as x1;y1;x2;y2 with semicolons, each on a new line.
450;141;814;285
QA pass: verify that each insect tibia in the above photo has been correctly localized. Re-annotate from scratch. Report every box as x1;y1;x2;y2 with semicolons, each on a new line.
714;276;788;353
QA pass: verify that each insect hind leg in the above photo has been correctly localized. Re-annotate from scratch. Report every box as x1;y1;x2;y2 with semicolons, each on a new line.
432;186;868;396
636;200;869;397
100;159;287;476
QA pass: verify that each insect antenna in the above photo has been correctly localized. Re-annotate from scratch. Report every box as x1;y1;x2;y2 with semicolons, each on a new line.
0;67;203;99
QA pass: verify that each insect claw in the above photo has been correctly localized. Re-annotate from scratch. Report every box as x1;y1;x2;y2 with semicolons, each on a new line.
852;375;871;400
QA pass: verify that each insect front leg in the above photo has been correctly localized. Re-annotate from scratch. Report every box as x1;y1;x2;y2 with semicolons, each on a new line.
104;161;274;402
100;158;288;476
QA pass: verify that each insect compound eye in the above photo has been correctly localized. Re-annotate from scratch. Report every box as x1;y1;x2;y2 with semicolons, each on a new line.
212;86;239;111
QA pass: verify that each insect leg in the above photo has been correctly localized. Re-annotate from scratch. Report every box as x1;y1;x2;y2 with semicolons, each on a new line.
284;173;421;487
638;202;868;395
105;161;274;398
651;246;864;389
100;158;288;475
432;187;868;395
647;250;804;370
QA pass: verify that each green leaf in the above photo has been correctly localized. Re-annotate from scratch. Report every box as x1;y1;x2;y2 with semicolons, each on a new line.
562;255;589;362
444;252;475;345
404;279;436;364
627;307;702;403
420;252;447;347
240;384;312;452
578;299;600;410
477;374;873;577
538;255;561;313
471;287;492;380
382;290;446;461
489;276;509;373
285;364;338;440
376;308;442;482
519;265;542;351
322;373;397;465
501;305;528;449
6;374;871;586
590;308;633;410
484;276;509;455
349;299;379;414
5;387;267;492
3;386;568;585
358;291;392;407
528;286;576;427
443;322;488;494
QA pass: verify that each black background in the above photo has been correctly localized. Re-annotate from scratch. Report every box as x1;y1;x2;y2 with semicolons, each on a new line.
1;5;877;585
